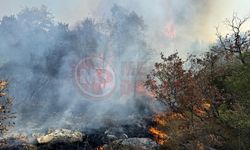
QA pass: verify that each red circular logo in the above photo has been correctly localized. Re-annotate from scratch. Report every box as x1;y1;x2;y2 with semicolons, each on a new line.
74;57;116;100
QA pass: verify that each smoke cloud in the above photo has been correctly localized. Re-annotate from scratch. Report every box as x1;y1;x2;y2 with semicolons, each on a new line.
0;1;239;134
0;5;155;133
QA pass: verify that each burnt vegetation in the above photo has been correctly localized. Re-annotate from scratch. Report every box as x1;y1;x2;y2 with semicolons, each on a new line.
0;5;249;150
146;14;250;150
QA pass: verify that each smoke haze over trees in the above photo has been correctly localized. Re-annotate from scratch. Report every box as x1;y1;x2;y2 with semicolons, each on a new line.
0;3;250;150
0;5;153;132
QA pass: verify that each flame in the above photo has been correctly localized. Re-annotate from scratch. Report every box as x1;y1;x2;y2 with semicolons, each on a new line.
150;102;212;145
203;102;211;110
149;112;186;145
95;145;104;150
168;113;185;120
193;101;212;117
149;127;168;145
154;115;167;126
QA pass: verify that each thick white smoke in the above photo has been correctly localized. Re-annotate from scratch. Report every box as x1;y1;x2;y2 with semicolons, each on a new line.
0;1;222;133
0;5;155;134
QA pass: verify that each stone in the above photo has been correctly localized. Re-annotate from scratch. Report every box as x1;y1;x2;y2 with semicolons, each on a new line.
36;129;83;144
120;138;158;149
106;138;159;150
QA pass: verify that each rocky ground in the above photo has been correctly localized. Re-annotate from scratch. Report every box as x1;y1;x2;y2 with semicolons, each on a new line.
0;128;159;150
0;102;160;150
0;118;159;150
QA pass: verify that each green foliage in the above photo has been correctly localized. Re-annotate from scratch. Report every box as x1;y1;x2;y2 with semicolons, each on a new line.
219;104;250;128
146;51;250;149
215;64;250;149
225;65;250;105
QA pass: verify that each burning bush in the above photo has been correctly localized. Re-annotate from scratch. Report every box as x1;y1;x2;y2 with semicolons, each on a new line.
145;52;225;149
0;80;15;135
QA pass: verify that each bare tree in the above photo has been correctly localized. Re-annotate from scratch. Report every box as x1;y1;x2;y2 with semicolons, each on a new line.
216;13;250;64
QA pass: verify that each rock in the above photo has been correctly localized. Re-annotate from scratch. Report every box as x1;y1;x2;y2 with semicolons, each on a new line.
120;138;158;149
122;133;128;139
106;133;128;141
106;138;159;150
104;127;129;140
107;134;118;140
36;129;83;144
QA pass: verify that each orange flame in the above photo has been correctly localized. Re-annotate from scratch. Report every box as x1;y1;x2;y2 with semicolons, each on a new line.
203;102;211;110
153;115;167;126
149;112;186;145
149;127;168;145
193;101;211;117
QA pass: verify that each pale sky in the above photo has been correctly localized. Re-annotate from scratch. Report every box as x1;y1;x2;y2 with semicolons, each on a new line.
0;0;250;50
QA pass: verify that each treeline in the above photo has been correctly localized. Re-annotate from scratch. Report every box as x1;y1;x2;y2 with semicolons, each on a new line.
0;5;147;126
146;15;250;149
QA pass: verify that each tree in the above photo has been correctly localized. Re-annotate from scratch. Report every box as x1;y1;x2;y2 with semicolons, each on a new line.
212;15;250;148
145;53;223;149
145;53;216;120
215;14;250;65
146;51;250;149
217;64;250;149
145;13;250;150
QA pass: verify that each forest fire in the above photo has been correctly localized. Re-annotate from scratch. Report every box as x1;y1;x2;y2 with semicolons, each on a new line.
149;114;169;145
149;127;168;145
0;0;250;149
149;112;187;145
153;115;167;126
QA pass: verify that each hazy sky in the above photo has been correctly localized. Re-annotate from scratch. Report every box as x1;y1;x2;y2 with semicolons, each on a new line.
0;0;250;51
